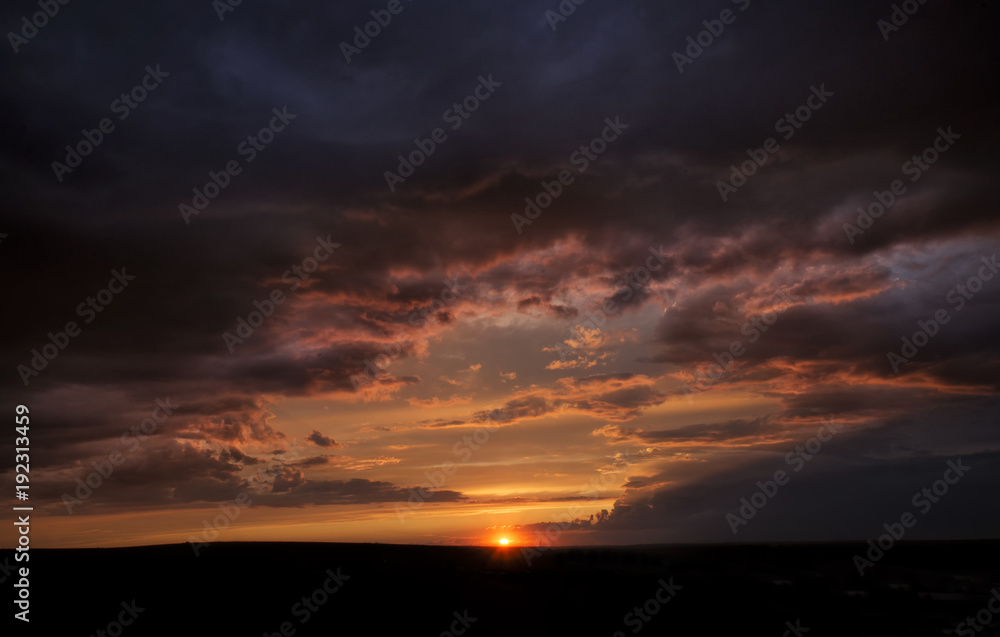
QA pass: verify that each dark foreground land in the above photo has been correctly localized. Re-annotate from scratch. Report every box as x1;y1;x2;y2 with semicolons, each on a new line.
4;540;1000;636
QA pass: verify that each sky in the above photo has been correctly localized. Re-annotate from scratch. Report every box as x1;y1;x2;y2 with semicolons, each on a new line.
2;0;998;549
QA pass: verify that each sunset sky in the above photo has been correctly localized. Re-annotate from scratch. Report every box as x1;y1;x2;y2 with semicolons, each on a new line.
3;0;998;549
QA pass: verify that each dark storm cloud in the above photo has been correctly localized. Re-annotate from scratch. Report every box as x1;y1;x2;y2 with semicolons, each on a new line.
649;253;1000;393
1;0;997;541
255;477;465;508
600;416;781;445
3;0;996;394
533;398;1000;542
20;437;462;513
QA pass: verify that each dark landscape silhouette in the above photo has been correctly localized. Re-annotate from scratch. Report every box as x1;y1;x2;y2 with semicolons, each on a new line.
7;540;1000;635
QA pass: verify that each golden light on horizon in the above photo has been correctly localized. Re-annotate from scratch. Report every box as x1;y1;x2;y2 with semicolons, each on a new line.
499;538;509;545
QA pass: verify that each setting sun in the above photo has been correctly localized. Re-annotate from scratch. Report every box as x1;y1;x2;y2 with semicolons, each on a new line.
499;538;509;545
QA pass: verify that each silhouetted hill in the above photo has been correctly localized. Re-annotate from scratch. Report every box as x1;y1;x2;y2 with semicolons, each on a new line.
4;540;999;635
